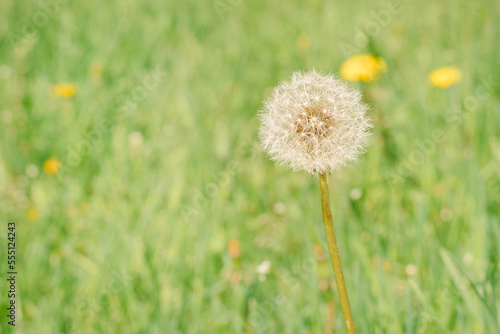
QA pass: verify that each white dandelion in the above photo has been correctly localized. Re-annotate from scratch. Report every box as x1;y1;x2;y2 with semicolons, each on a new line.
259;70;372;174
258;70;373;334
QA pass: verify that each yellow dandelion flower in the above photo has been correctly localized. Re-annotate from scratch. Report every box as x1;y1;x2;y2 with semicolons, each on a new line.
27;207;39;221
428;66;461;88
340;54;387;82
296;33;311;50
52;83;77;98
43;158;61;175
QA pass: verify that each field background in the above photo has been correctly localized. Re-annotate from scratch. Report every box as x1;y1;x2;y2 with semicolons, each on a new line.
1;0;500;333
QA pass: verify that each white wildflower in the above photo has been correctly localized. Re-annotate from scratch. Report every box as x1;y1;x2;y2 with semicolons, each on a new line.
405;264;418;276
256;260;271;275
256;260;271;281
259;70;372;174
26;164;39;178
349;188;362;200
129;131;144;148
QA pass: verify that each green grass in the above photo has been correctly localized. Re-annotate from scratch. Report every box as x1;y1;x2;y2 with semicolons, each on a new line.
1;0;499;333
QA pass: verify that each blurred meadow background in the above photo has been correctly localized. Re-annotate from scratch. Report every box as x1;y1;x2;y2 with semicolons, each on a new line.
1;0;500;333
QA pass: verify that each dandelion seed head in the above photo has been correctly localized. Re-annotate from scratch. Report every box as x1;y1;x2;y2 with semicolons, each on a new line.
259;70;372;174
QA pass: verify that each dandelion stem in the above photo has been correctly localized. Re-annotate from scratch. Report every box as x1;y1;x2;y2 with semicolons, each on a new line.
319;173;355;334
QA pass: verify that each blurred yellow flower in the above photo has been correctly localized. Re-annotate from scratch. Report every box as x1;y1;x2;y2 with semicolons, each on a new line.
43;158;61;175
228;238;241;260
428;66;461;88
297;33;311;50
340;54;387;82
27;207;39;221
52;83;77;97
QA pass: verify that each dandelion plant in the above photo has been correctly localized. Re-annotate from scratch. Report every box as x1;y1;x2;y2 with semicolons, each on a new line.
259;70;372;334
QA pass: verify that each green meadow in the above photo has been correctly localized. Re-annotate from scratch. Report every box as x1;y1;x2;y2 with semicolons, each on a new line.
1;0;499;333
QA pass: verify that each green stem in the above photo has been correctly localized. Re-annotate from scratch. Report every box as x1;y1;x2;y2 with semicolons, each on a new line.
319;173;356;334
